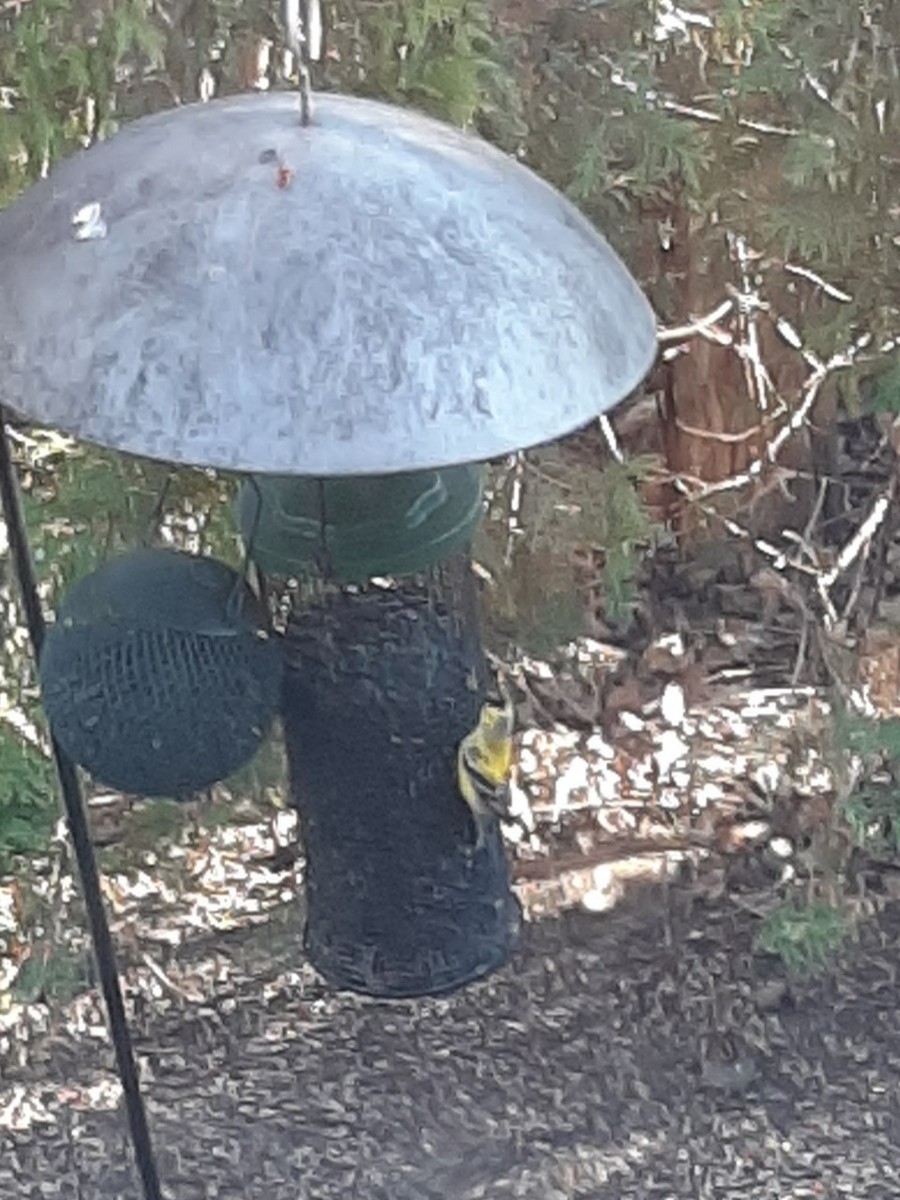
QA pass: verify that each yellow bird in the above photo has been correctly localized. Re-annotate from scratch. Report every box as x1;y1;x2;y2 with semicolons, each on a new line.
456;690;515;853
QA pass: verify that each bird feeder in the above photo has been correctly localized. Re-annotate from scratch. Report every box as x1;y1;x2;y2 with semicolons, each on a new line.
0;94;656;1001
39;549;283;797
0;93;655;473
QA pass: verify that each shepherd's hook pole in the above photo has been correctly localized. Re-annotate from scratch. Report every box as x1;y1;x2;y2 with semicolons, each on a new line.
0;409;163;1200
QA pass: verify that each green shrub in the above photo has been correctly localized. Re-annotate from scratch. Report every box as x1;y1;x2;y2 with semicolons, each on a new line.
0;728;56;870
758;900;847;976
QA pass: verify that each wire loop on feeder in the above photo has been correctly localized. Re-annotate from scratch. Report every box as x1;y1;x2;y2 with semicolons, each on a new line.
284;0;320;125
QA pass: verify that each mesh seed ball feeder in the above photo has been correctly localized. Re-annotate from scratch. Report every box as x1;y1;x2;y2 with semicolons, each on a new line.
0;87;656;1200
39;549;283;796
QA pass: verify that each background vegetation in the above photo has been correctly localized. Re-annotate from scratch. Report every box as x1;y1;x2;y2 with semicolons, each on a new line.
1;0;900;977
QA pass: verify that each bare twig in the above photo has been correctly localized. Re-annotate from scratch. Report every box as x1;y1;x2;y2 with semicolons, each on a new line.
791;612;809;686
599;53;835;142
140;952;202;1004
784;263;853;303
689;335;868;504
729;233;771;414
840;551;873;624
670;474;826;580
657;298;734;343
820;485;895;591
802;476;830;548
598;414;624;463
513;837;708;882
504;452;526;567
675;418;773;444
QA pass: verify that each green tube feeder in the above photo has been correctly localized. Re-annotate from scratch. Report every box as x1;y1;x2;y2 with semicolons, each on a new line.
236;465;485;583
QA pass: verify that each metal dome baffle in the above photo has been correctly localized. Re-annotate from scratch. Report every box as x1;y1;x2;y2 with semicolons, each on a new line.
0;92;656;475
0;85;657;1200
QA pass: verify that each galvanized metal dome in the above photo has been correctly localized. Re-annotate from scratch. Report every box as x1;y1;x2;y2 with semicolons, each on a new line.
0;92;657;475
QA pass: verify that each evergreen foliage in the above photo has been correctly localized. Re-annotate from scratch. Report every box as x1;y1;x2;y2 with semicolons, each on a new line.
0;0;162;201
0;728;56;869
475;450;659;653
758;900;847;976
530;0;900;343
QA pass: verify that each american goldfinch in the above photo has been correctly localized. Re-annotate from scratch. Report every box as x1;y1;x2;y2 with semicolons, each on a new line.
456;692;515;853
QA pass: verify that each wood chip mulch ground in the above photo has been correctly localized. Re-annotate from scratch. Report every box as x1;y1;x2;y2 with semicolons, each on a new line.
3;430;900;1196
3;876;900;1198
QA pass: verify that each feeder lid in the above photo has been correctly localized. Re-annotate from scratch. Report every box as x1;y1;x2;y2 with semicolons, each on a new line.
0;93;657;476
236;465;485;583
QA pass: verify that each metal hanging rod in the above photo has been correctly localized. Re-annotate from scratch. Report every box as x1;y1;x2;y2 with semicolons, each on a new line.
0;409;163;1200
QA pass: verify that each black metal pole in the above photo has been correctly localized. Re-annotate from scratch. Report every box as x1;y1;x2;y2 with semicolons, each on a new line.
0;411;163;1200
